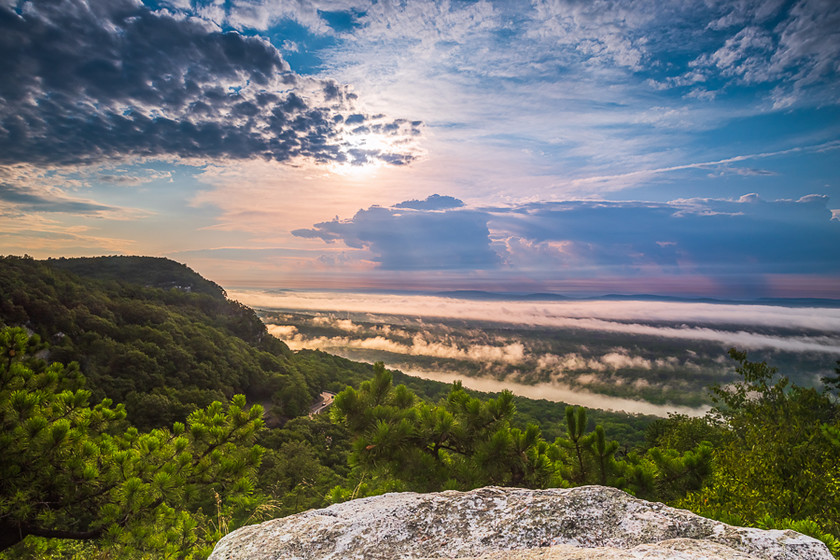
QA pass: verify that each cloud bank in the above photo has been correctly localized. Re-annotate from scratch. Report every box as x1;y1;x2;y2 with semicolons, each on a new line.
239;290;840;355
293;193;840;279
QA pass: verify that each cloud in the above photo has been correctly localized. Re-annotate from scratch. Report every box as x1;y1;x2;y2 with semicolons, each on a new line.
349;0;500;46
773;0;840;81
177;0;366;35
266;324;299;339
394;194;465;211
564;142;840;192
527;0;657;71
0;183;115;214
267;315;697;374
256;293;840;416
0;0;419;167
268;321;527;365
189;0;840;205
697;25;775;82
293;192;840;277
260;313;722;416
238;290;840;343
0;212;136;254
536;349;679;374
294;203;500;270
268;315;716;405
685;0;840;102
278;314;840;356
506;194;840;274
96;170;173;186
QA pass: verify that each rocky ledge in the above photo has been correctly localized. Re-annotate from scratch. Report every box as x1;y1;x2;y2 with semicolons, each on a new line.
208;485;832;560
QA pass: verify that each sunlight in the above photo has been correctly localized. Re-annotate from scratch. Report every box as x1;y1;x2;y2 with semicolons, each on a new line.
327;158;385;179
327;129;396;178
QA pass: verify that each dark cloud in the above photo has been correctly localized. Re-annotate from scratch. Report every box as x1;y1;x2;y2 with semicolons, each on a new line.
0;0;418;166
294;204;500;270
0;183;114;213
684;0;840;102
290;228;341;242
395;194;465;210
497;195;840;274
296;194;840;275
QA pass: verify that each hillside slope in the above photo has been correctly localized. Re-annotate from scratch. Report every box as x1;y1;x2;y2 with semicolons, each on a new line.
0;255;367;429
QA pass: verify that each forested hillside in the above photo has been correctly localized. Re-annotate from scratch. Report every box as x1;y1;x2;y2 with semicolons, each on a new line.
2;255;839;559
0;256;372;429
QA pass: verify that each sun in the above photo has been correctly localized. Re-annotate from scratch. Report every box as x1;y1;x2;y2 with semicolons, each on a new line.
328;131;395;178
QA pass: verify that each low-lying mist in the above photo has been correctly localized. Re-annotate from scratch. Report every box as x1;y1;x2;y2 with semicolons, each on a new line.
233;289;840;415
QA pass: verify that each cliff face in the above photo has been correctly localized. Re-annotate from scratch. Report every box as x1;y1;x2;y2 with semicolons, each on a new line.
208;485;832;560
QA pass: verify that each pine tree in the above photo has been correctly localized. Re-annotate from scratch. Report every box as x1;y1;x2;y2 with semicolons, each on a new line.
558;406;592;484
0;327;265;558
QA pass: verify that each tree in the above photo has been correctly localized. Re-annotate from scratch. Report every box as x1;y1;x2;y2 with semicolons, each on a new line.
331;363;716;503
0;327;265;559
821;359;840;396
557;406;594;485
678;349;840;546
330;363;561;492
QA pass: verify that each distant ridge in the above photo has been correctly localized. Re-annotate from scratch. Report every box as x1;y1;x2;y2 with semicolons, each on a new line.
754;297;840;308
435;290;571;301
434;289;840;307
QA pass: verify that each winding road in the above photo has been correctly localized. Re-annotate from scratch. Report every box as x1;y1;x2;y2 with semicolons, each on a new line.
309;391;337;417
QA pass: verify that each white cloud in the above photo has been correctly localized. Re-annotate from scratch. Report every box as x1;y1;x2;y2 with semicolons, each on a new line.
191;0;366;33
772;0;840;86
537;350;689;377
686;0;840;102
247;292;840;355
268;322;529;364
701;25;775;82
528;0;656;71
266;324;299;338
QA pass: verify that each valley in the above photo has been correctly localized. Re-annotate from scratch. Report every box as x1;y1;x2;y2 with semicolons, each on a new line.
234;289;840;414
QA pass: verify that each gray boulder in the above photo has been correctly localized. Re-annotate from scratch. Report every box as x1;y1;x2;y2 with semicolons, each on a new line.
208;485;832;560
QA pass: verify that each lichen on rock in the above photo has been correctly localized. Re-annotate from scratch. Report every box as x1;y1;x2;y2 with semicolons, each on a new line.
208;485;833;560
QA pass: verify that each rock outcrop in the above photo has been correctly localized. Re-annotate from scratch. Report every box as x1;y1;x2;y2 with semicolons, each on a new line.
208;485;832;560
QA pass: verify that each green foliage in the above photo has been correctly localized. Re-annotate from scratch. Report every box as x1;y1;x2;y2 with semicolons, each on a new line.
0;328;265;558
327;349;840;554
645;413;723;452
0;256;316;430
331;363;562;491
255;413;351;517
386;368;656;450
677;349;840;553
47;256;228;300
820;359;840;396
330;363;714;506
558;406;593;484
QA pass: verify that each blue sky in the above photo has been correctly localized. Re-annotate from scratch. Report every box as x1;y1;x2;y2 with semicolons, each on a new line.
1;0;839;297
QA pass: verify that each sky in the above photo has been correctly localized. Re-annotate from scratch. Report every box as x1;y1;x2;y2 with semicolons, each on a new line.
2;0;840;298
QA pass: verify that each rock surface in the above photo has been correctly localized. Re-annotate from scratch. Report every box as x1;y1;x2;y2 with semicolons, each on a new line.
208;485;832;560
